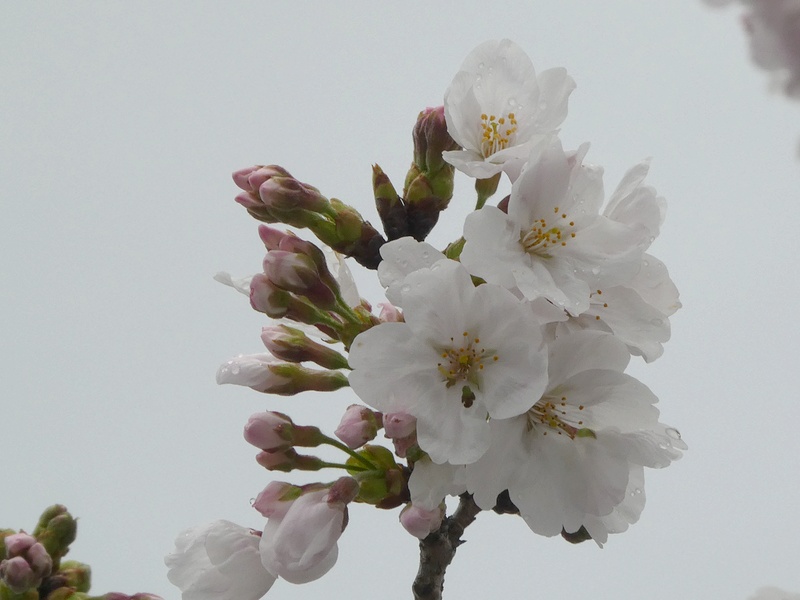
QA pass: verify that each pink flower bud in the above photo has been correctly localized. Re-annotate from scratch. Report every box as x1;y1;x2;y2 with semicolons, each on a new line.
0;556;36;593
258;176;330;214
334;405;380;449
383;412;416;438
253;481;301;518
378;302;403;322
243;412;294;450
232;165;291;193
399;503;444;539
4;533;35;555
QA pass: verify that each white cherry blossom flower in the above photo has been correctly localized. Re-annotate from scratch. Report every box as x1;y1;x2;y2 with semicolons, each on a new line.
443;39;575;180
165;520;276;600
348;259;548;465
464;331;685;544
377;237;445;305
554;161;680;361
461;139;647;316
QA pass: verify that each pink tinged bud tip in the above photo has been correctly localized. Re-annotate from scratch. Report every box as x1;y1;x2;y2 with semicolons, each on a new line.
232;165;291;192
383;412;416;438
253;481;301;518
400;504;443;539
258;224;292;250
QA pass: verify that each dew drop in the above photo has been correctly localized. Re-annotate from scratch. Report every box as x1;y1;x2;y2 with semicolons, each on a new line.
633;488;642;495
249;497;256;506
508;97;517;107
230;364;240;375
650;317;663;326
431;262;442;271
649;236;655;243
658;440;671;450
643;259;650;267
591;267;600;276
421;250;430;259
401;284;412;293
478;62;485;69
666;427;681;440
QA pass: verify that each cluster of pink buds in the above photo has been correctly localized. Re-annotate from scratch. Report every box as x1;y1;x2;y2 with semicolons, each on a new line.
1;506;162;600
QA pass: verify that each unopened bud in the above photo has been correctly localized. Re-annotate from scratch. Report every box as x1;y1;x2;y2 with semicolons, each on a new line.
334;405;381;449
377;303;403;323
46;560;91;594
258;176;333;216
36;510;76;562
261;325;349;370
256;448;325;472
244;411;295;451
232;165;293;222
372;165;408;240
402;106;458;241
262;251;336;309
383;413;416;438
399;503;444;539
218;356;347;396
410;106;458;176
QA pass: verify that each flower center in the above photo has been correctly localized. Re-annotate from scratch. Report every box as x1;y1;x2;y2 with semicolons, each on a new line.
480;112;518;158
437;331;498;404
519;206;577;258
526;393;588;439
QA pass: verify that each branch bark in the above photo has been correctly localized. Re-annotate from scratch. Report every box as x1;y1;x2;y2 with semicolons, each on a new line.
411;494;481;600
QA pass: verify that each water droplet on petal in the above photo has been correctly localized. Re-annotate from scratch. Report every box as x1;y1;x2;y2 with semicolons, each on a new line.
591;267;600;276
478;62;485;69
508;97;517;107
643;260;650;267
666;427;681;440
230;364;240;375
401;284;412;293
249;497;256;506
650;317;663;326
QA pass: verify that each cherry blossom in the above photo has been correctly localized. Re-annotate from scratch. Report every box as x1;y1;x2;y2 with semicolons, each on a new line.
349;259;548;465
461;139;647;316
443;39;575;181
165;520;276;600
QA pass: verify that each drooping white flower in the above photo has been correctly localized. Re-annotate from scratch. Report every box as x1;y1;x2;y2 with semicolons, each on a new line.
349;259;549;465
464;330;685;544
258;478;357;585
461;139;647;316
165;520;276;600
443;39;575;180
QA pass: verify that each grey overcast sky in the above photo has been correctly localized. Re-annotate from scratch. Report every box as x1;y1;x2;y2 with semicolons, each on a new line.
3;2;799;598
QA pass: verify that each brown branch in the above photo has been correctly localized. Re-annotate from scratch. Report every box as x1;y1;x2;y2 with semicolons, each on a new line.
411;494;481;600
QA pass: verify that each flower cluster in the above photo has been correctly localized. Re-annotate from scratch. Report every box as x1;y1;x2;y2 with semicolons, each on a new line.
167;39;685;599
